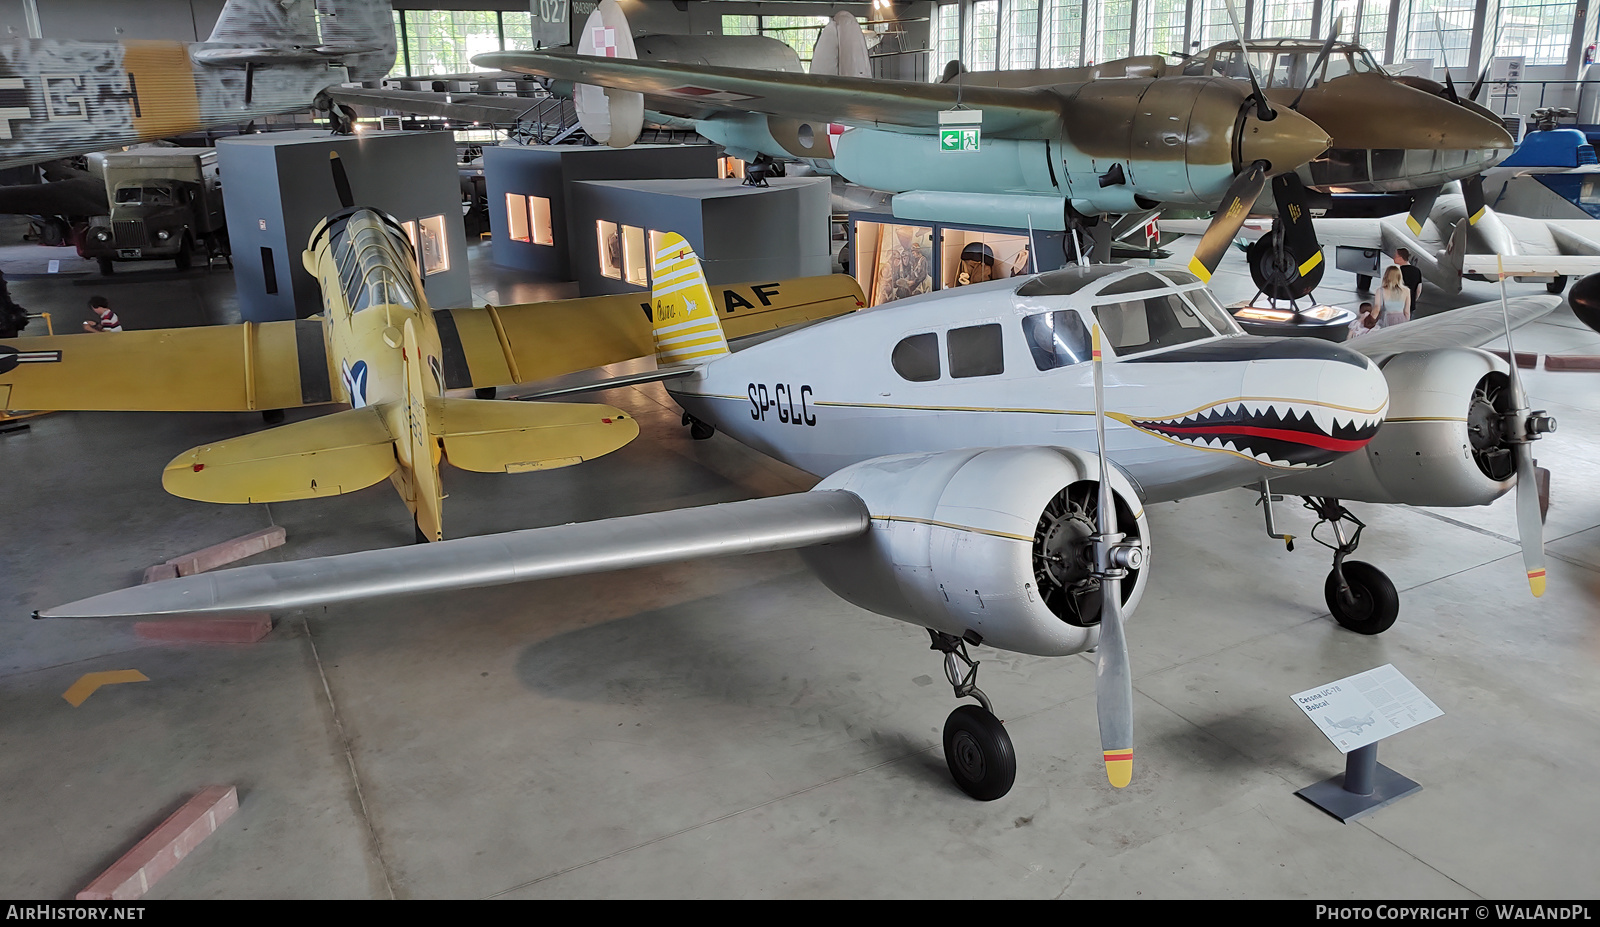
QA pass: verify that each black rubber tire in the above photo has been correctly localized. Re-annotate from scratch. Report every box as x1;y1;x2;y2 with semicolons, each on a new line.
174;235;193;271
943;705;1017;801
475;386;497;400
689;419;716;440
1355;274;1373;293
97;257;114;276
1324;560;1400;635
261;409;285;425
1548;275;1569;295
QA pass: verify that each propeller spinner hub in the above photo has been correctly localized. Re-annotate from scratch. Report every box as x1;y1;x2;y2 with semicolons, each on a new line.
1237;106;1332;176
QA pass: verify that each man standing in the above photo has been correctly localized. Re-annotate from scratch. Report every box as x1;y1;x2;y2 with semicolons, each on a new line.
82;296;121;333
1394;248;1423;314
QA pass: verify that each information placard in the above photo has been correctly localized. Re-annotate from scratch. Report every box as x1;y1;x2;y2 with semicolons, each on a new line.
1290;664;1442;754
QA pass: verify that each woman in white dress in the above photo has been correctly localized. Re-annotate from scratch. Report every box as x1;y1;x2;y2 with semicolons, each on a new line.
1373;265;1411;328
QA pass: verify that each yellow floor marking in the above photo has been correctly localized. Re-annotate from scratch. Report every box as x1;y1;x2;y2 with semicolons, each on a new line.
62;670;149;707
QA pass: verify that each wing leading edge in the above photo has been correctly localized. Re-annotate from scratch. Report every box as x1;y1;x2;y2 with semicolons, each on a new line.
39;491;872;619
471;51;1065;138
1349;294;1562;361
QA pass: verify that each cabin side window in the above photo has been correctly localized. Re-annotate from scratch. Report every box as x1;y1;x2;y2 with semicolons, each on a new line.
947;323;1005;378
1093;293;1213;356
1021;310;1092;371
892;332;941;382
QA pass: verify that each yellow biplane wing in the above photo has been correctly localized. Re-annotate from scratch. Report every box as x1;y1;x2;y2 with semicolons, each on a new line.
431;274;865;391
0;320;335;412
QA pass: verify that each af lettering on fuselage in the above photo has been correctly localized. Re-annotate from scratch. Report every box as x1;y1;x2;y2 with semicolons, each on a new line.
635;282;789;320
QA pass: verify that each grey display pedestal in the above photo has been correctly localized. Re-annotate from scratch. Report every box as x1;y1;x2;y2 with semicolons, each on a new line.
1296;743;1423;823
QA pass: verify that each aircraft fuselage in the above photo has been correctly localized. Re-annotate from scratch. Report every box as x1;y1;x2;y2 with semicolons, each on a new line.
670;266;1389;501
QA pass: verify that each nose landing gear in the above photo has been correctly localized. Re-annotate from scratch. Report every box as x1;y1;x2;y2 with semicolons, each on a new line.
929;630;1016;801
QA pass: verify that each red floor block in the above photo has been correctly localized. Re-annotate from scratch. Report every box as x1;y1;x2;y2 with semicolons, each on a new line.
168;525;285;577
142;563;178;584
1545;354;1600;370
77;785;239;901
134;615;272;643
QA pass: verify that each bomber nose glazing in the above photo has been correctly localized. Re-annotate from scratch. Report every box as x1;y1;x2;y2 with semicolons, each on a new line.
1237;106;1333;176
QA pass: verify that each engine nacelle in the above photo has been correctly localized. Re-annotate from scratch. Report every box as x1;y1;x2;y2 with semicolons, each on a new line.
800;447;1151;657
1273;347;1517;506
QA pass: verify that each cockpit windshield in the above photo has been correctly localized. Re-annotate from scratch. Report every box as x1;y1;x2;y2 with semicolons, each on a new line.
328;217;420;312
114;185;173;206
1182;42;1386;88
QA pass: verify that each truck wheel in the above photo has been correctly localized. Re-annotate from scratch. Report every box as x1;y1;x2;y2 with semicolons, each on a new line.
97;258;114;276
174;234;193;271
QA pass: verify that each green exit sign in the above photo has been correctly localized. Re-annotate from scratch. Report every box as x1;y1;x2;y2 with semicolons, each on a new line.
940;127;981;151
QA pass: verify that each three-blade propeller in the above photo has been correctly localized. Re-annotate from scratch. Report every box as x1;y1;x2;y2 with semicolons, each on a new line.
329;151;356;210
1090;325;1136;788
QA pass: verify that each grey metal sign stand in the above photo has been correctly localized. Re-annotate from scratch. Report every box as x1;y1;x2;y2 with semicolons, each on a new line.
1290;664;1441;823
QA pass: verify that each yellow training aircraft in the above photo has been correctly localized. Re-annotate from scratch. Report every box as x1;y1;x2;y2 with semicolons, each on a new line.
0;155;865;541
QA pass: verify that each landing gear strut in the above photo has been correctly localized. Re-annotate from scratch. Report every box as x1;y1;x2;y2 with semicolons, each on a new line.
929;630;1016;801
1302;496;1399;635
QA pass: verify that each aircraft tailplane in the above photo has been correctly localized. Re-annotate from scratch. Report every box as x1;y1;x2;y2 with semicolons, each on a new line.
439;398;639;473
206;0;396;83
162;406;397;504
649;233;730;367
811;12;872;78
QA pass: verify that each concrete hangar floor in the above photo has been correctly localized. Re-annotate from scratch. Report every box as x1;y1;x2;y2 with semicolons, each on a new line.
1;224;1597;900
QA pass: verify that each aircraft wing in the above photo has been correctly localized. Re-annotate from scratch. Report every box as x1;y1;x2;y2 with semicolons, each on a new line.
38;490;872;619
472;51;1065;138
327;87;550;124
434;275;864;391
0;320;336;412
1347;294;1562;362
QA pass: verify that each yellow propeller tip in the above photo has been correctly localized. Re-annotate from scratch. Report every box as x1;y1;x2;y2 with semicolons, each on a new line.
1186;257;1211;282
1104;750;1133;789
1528;570;1546;597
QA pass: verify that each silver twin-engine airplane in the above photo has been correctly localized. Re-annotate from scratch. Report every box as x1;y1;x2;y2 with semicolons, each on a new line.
41;235;1563;802
0;0;393;170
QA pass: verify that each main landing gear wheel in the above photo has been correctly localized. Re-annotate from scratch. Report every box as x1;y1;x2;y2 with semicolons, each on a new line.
683;412;715;440
943;705;1016;802
1548;275;1569;295
1324;560;1399;635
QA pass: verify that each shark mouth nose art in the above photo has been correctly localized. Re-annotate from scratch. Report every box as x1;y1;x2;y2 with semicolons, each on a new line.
1131;400;1384;469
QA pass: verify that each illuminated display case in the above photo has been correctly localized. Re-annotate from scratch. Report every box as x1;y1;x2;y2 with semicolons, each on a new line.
848;214;1068;308
1228;297;1358;342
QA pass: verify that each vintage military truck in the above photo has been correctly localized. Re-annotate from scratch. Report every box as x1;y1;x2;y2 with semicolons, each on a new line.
80;149;228;274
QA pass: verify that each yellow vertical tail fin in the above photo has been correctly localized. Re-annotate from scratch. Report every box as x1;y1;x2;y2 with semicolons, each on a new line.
650;233;729;366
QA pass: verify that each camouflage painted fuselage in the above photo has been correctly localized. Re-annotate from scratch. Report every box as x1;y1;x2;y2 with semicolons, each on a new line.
0;38;361;170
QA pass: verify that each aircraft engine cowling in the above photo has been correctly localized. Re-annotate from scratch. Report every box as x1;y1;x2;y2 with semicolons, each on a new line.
1271;348;1519;506
799;447;1151;657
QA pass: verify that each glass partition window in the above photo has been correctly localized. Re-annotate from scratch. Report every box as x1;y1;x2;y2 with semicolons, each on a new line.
1253;0;1315;40
529;196;553;246
1143;0;1189;56
892;332;942;382
1400;0;1477;68
1094;0;1133;62
1004;0;1041;69
391;9;540;77
932;4;962;78
948;323;1006;378
1093;293;1213;356
1353;0;1391;61
1043;0;1083;66
967;0;1000;70
1022;310;1092;371
1495;0;1581;65
597;220;622;279
418;215;449;276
